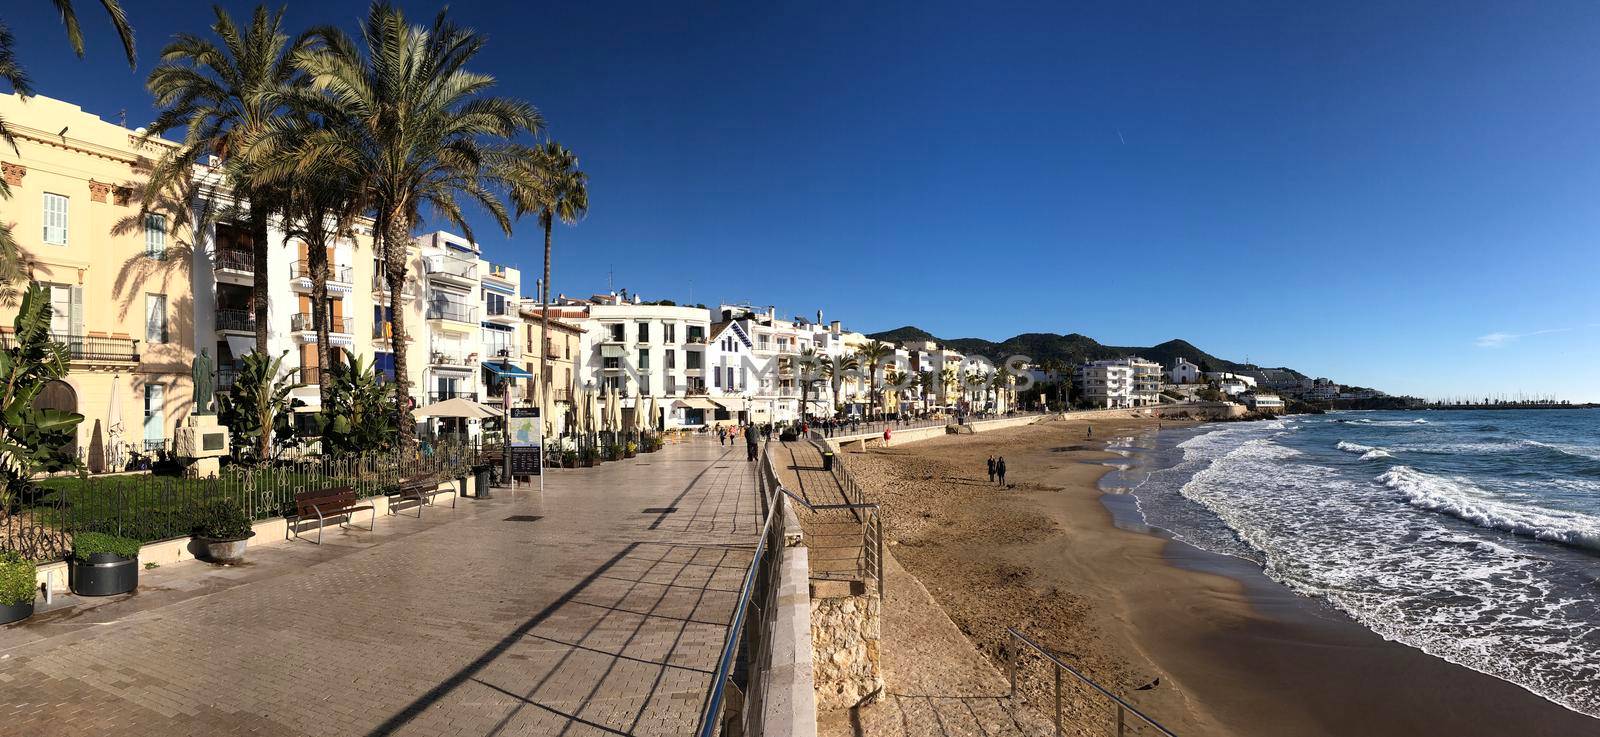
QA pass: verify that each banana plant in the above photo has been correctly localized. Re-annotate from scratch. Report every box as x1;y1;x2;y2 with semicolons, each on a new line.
215;351;303;464
0;284;85;504
320;350;394;454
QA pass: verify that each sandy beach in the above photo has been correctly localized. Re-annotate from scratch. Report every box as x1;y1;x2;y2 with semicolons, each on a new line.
844;415;1600;737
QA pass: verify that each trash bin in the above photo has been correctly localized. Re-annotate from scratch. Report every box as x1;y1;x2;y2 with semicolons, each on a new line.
475;467;492;498
822;451;834;471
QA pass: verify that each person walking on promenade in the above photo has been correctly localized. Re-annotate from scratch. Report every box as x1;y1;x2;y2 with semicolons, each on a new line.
986;455;996;483
745;423;759;462
996;456;1007;486
883;426;892;446
717;426;727;446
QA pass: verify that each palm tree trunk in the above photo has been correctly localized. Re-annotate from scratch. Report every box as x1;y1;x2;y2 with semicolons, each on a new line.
540;213;553;425
308;231;332;422
383;218;416;443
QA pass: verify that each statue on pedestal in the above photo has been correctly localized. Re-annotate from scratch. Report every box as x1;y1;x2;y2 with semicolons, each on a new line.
194;348;215;415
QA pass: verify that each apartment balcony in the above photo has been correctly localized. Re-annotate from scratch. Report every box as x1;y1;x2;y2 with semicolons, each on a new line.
428;390;474;403
212;250;255;286
0;332;138;365
429;351;476;368
483;302;519;325
216;309;256;334
424;254;479;287
290;313;354;337
425;302;477;324
290;261;354;294
686;335;707;347
371;272;419;300
550;387;573;403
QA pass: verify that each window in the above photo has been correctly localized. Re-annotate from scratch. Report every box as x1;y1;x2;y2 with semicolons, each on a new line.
146;295;168;343
639;349;650;370
713;364;721;388
637;322;650;343
665;349;676;369
144;383;165;443
485;291;506;316
664;323;676;343
609;323;624;341
48;284;74;335
42;193;69;245
144;213;167;258
687;351;702;370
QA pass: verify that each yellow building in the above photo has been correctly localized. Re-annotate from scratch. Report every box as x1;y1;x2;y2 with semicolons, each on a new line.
518;310;584;435
0;93;194;467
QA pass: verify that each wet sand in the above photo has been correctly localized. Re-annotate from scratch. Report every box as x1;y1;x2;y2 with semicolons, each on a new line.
847;415;1600;737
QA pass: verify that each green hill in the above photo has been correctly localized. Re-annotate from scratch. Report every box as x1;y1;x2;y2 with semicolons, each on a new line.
866;327;1304;380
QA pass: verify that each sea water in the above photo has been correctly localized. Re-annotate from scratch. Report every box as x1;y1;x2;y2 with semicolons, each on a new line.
1122;409;1600;718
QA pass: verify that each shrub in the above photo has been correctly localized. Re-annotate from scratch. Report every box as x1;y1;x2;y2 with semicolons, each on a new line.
561;450;578;467
0;551;36;607
191;499;253;540
625;441;638;455
72;532;141;561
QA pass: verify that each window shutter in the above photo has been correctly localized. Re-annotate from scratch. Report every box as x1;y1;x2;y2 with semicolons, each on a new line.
70;286;84;338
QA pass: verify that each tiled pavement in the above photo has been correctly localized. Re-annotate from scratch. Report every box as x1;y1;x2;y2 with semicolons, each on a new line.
0;437;763;737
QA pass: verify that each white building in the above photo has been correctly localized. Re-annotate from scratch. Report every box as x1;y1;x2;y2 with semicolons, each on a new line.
1168;357;1201;385
1076;357;1163;408
477;258;530;412
417;231;484;431
1241;392;1284;412
546;294;713;429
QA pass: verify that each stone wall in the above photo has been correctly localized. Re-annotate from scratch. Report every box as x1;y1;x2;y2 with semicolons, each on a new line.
810;579;883;710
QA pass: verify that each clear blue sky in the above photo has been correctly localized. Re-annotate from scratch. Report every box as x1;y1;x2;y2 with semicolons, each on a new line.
6;1;1599;401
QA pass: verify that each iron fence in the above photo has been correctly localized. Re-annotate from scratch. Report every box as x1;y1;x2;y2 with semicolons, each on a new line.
1007;628;1178;737
1;441;480;563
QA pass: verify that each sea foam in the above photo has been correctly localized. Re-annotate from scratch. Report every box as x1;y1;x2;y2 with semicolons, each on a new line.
1377;466;1600;552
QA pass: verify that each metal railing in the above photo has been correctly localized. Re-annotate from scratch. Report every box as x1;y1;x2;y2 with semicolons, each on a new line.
1007;628;1178;737
289;313;354;334
215;309;256;333
213;250;254;273
291;261;353;284
426;302;477;322
0;332;139;363
2;442;480;563
695;438;787;737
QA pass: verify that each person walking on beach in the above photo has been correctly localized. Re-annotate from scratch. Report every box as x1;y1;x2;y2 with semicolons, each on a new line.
1086;424;1093;440
746;423;759;462
883;427;892;446
986;455;996;483
996;456;1007;486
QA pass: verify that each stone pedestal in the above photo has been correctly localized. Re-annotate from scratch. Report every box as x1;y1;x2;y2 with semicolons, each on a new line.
174;415;230;478
811;579;884;710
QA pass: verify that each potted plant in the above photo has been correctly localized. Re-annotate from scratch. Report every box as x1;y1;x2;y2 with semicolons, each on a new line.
624;441;638;458
191;498;256;565
561;450;578;468
0;551;36;625
69;532;141;596
581;446;600;467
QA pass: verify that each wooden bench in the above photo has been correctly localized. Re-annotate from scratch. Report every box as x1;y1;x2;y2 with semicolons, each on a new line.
289;486;375;544
387;474;456;518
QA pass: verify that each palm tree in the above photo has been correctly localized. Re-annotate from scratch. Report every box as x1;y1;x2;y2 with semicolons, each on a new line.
1;1;136;302
940;367;958;409
820;352;859;416
857;341;893;417
295;4;544;442
279;163;362;416
526;142;587;411
146;5;310;358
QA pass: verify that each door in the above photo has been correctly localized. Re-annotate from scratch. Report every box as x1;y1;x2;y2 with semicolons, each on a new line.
144;383;165;449
36;380;79;461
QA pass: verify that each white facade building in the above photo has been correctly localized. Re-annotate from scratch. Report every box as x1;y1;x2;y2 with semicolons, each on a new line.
417;231;484;422
1076;357;1163;408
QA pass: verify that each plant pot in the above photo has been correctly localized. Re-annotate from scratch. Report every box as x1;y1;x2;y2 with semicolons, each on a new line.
0;600;33;625
69;553;138;596
624;450;637;458
195;531;256;565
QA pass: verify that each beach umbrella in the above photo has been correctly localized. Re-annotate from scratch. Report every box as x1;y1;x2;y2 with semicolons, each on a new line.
588;387;600;435
609;385;622;431
107;375;124;465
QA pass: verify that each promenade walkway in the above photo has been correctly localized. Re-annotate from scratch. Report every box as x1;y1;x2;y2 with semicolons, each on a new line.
0;437;761;737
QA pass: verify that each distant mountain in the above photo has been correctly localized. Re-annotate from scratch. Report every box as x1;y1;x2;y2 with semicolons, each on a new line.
866;326;1305;380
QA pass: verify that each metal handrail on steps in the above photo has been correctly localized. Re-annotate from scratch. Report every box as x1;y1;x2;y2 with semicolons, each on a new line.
1006;627;1179;737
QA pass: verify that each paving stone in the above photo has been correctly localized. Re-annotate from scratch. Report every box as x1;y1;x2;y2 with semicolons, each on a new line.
0;438;761;737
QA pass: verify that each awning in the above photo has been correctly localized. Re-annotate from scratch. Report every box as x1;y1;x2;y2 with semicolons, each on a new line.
481;361;534;380
712;398;746;412
224;335;256;360
672;397;719;410
415;397;502;419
